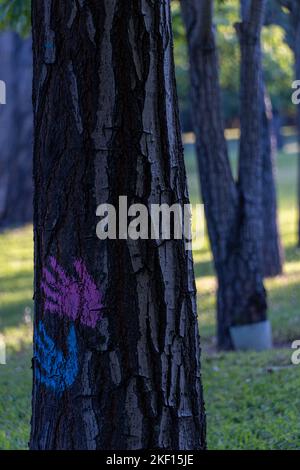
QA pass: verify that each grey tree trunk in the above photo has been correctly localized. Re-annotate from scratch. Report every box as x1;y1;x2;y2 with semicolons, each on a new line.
0;31;33;229
241;0;283;277
30;0;206;450
251;0;300;249
277;0;300;246
295;14;300;247
261;91;283;277
181;0;268;350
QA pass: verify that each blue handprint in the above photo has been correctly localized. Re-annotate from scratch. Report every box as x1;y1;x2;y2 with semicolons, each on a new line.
34;321;78;395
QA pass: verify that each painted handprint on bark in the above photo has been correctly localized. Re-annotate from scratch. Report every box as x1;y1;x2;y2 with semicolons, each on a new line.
41;257;103;328
35;321;78;394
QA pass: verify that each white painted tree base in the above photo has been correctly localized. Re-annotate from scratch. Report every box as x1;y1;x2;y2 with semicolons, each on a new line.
230;321;273;351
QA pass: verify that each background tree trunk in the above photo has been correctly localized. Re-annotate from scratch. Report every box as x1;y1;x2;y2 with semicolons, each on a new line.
276;0;300;246
0;31;33;229
235;0;268;320
30;0;206;450
295;13;300;247
181;0;268;350
241;0;283;277
261;91;284;277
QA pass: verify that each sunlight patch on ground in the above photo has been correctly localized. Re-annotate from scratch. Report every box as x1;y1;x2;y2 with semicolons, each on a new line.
3;325;33;354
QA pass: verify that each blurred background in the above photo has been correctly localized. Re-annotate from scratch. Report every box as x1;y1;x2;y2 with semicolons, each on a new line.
0;0;300;450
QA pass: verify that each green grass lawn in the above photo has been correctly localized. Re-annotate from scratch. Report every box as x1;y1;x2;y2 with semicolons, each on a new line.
0;135;300;450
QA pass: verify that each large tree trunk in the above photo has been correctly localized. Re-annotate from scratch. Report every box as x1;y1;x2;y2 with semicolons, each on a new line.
30;0;206;450
181;0;268;350
0;31;33;229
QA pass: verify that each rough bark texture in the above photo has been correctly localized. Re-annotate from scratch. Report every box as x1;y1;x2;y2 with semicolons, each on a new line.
181;0;268;350
0;31;33;229
30;0;206;450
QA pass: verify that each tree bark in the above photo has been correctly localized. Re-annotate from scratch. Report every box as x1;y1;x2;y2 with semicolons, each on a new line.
0;31;33;229
277;0;300;246
282;1;300;247
241;0;283;276
181;0;268;350
30;0;206;450
295;13;300;247
261;91;283;276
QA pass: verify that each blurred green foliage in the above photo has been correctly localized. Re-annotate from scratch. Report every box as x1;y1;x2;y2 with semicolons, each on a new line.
0;0;295;128
0;0;31;37
263;25;294;112
172;0;294;130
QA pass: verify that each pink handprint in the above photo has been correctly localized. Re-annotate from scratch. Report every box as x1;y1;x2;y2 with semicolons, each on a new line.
41;257;103;328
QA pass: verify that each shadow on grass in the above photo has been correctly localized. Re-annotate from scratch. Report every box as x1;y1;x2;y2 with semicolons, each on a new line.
0;271;33;291
282;244;300;264
0;299;33;328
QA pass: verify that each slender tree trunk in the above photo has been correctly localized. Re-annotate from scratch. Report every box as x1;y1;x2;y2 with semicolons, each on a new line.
295;16;300;247
0;32;33;229
30;0;206;450
274;0;300;247
235;0;268;316
261;91;283;276
181;0;268;350
241;0;283;277
233;0;283;278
